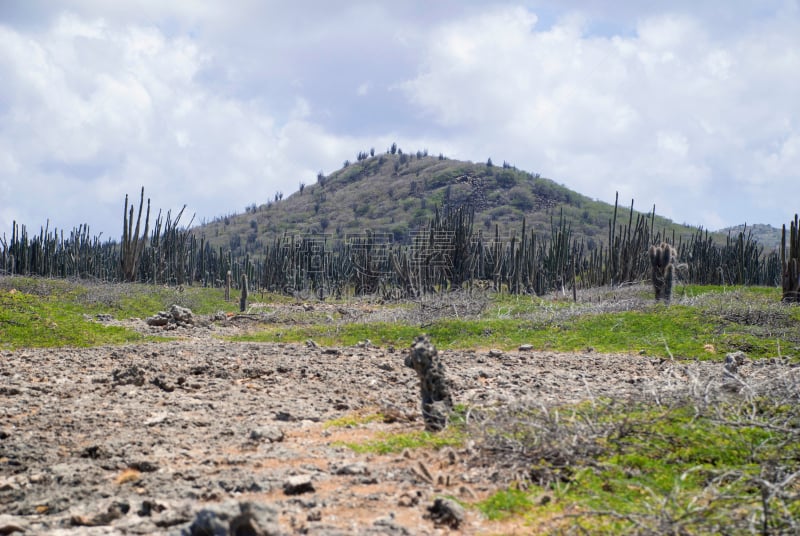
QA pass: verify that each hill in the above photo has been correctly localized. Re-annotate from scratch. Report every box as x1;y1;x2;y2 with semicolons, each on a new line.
195;151;722;257
715;223;782;251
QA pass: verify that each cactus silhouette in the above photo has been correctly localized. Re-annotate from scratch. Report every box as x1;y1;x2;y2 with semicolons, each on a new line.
239;273;249;312
782;214;800;302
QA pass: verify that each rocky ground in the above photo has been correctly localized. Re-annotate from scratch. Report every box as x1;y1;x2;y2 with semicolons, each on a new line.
0;310;786;535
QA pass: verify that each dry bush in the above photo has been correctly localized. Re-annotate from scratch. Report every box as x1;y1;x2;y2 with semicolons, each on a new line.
469;361;800;534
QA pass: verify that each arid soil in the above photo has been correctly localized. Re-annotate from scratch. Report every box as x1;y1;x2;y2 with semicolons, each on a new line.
0;311;775;535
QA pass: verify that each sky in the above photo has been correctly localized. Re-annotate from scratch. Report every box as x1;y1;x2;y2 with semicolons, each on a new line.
1;1;799;242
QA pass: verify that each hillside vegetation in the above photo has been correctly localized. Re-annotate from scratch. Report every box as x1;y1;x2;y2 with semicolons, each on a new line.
3;150;795;300
718;223;782;251
196;151;718;256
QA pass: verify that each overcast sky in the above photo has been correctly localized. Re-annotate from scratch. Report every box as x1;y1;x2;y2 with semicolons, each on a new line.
1;1;799;241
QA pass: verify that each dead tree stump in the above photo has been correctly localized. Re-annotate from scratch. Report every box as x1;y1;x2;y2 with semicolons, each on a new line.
404;335;454;432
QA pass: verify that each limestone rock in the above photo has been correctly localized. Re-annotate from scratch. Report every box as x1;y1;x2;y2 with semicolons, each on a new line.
283;475;315;496
250;426;285;443
146;305;195;328
182;501;282;536
404;335;453;432
426;498;465;529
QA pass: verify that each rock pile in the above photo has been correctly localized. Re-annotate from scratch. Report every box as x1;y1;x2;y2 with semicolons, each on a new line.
146;305;195;329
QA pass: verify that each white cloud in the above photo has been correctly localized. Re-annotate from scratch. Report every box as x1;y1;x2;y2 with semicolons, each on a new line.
402;5;800;228
0;11;370;237
1;2;799;240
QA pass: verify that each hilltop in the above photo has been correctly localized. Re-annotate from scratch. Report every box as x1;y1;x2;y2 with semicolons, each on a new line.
195;150;721;256
716;223;782;251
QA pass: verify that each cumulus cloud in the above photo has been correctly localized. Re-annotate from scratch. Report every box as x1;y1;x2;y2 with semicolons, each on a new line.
1;1;798;240
402;5;800;228
0;11;369;238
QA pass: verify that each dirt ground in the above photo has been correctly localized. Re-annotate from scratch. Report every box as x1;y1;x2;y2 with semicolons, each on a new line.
0;308;770;535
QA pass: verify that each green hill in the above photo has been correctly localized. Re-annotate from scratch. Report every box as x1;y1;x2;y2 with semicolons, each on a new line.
194;151;721;256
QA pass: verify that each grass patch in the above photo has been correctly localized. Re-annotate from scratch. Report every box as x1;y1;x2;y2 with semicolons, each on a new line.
230;318;518;349
475;488;534;521
0;286;145;349
549;306;718;357
324;411;385;429
80;284;233;318
231;288;799;360
471;386;800;533
560;405;798;531
335;429;464;455
0;276;239;349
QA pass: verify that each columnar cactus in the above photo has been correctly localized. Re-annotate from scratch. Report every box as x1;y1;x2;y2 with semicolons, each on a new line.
648;242;676;302
781;214;799;302
120;187;151;282
239;273;249;312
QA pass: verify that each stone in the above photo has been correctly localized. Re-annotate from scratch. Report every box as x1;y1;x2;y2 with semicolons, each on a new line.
249;426;285;443
183;504;230;535
426;497;465;529
170;305;194;325
70;501;130;527
283;475;315;495
182;501;282;536
333;462;369;476
145;313;170;327
145;305;194;328
0;515;27;535
723;351;748;391
371;515;412;535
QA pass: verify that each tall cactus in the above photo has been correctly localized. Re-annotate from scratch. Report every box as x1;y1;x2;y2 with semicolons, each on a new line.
781;214;799;302
649;242;676;302
121;187;151;282
239;273;249;312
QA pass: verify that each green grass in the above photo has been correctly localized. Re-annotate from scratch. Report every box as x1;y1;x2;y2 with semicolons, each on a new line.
330;405;468;454
471;396;800;532
231;286;798;360
561;406;797;530
335;429;465;455
81;284;233;318
324;411;386;429
0;286;145;349
475;488;535;521
0;276;238;349
7;277;789;360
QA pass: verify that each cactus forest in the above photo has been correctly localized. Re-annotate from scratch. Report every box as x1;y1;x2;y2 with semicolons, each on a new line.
2;184;797;302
